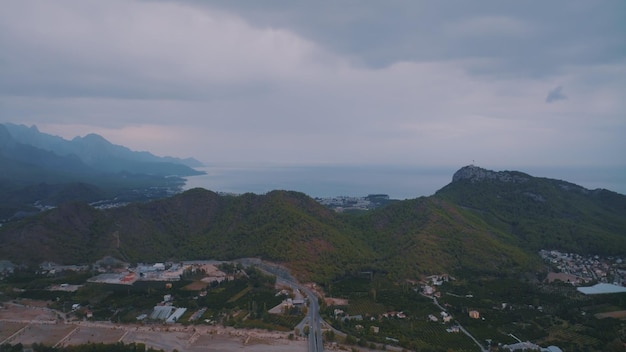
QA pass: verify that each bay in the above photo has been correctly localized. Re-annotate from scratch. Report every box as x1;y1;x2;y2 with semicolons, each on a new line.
183;164;456;199
183;164;626;199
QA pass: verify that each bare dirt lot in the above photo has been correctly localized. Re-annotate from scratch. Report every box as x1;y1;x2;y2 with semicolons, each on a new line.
0;302;58;322
59;325;126;346
0;302;307;351
595;310;626;320
183;280;207;291
0;322;26;343
7;324;76;346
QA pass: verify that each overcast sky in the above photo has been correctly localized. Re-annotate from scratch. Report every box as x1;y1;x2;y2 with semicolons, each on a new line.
1;0;625;171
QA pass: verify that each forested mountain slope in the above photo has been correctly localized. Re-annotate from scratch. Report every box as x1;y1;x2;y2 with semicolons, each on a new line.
1;166;624;282
435;165;626;256
0;189;373;281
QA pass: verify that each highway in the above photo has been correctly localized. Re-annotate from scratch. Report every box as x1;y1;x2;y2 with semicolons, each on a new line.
300;285;324;352
279;280;324;352
238;258;324;352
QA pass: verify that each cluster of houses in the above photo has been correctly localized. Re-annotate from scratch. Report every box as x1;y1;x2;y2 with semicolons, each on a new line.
315;196;375;211
415;273;452;298
315;194;391;212
540;250;626;286
428;311;452;323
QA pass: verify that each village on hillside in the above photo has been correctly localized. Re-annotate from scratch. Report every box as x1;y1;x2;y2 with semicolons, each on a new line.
540;250;626;288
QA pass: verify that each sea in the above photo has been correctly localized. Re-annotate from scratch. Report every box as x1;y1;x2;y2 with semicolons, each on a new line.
182;164;626;200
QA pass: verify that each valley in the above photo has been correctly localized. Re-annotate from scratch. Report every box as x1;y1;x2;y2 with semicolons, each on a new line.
1;252;625;351
1;164;625;351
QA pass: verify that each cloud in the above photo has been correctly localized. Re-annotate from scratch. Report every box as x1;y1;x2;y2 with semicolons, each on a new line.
190;1;626;77
0;0;624;170
545;86;567;103
0;0;339;102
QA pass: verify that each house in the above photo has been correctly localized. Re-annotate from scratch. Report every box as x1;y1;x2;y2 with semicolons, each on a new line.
469;310;480;319
370;326;380;334
440;311;452;323
446;326;460;333
423;285;434;295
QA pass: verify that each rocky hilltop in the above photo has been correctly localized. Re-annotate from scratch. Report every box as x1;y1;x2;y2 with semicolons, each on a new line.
452;165;530;183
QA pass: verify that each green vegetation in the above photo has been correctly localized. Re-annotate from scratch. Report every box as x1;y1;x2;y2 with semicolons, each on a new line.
321;273;626;351
0;265;302;332
2;165;626;283
435;175;626;256
1;166;626;349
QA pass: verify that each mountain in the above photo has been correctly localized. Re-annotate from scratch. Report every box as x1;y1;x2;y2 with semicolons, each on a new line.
3;123;204;174
0;123;204;219
435;165;626;256
0;189;374;282
0;166;624;282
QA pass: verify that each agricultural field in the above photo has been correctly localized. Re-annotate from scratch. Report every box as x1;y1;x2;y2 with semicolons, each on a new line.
322;274;626;351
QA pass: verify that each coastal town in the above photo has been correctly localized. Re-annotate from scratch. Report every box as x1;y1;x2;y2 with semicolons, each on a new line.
540;249;626;287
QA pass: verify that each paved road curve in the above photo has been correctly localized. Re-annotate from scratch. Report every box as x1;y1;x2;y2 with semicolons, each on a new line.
239;259;323;352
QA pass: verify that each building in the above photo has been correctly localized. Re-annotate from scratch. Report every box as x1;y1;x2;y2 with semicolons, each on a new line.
469;310;480;319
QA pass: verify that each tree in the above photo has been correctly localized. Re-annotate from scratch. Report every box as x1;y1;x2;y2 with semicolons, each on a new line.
345;334;357;345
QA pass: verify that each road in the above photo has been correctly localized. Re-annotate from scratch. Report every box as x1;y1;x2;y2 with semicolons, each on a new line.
422;293;488;352
300;285;323;352
238;259;324;352
275;279;323;352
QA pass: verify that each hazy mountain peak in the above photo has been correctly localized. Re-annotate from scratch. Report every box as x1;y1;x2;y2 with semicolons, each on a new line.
452;165;530;184
2;123;203;173
0;124;16;149
82;133;107;141
72;133;108;144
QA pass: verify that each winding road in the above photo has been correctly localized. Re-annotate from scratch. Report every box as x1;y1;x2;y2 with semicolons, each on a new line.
239;259;324;352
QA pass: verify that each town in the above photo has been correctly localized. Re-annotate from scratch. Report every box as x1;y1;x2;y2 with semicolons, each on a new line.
540;249;626;287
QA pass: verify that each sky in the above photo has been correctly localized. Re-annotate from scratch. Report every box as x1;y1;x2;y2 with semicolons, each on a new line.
1;1;625;174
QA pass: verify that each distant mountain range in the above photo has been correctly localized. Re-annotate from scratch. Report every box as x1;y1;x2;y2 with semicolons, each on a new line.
1;165;624;282
0;123;204;219
1;123;203;174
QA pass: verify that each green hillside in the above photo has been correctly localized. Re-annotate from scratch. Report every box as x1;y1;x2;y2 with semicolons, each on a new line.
0;166;624;283
0;189;374;282
349;196;540;279
435;165;626;256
